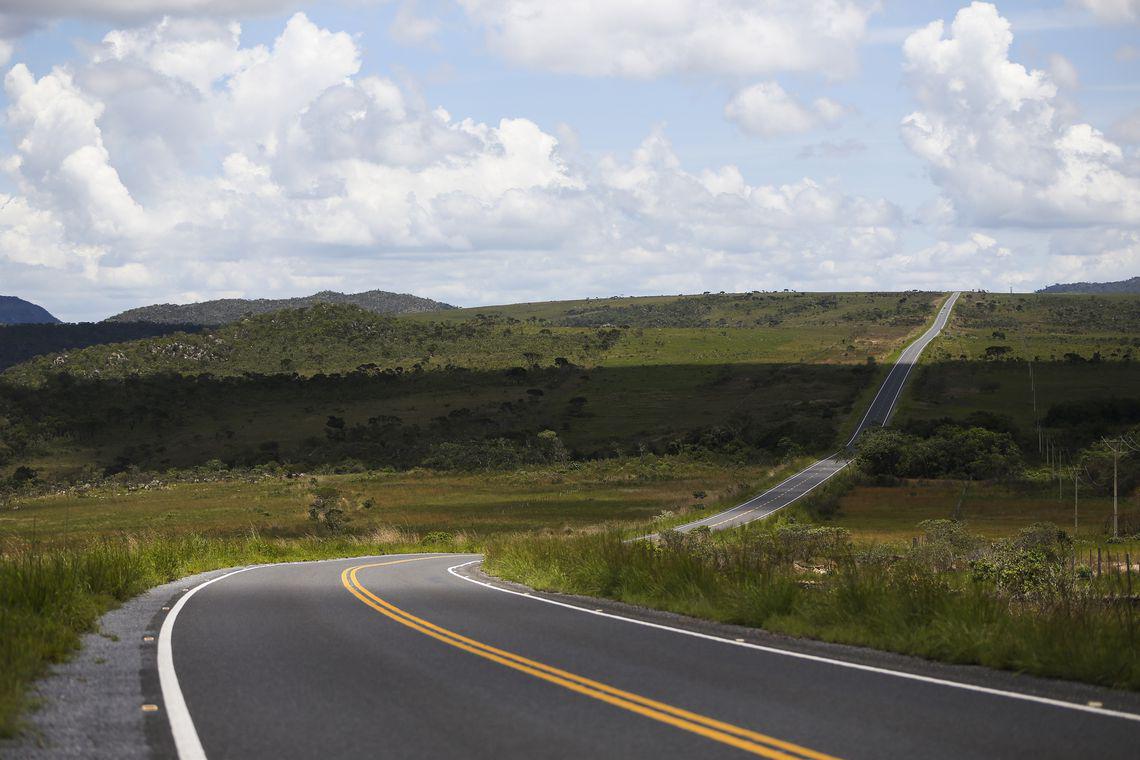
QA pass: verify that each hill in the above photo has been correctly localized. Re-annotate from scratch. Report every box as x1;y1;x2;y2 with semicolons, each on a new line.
0;292;941;477
0;296;60;325
0;322;206;371
1036;276;1140;294
103;289;456;325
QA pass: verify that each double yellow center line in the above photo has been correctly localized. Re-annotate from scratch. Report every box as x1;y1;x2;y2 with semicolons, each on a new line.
341;558;840;760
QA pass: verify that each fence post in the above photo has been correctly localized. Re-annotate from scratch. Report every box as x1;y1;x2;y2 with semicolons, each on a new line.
1127;553;1133;599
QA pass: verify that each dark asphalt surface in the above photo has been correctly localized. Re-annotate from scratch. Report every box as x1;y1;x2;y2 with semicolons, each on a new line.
169;554;1140;759
162;291;1140;759
673;291;961;533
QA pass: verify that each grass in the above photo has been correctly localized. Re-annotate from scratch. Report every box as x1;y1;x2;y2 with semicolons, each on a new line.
825;478;1140;544
0;531;476;738
0;454;802;736
484;518;1140;692
896;292;1140;447
0;457;786;543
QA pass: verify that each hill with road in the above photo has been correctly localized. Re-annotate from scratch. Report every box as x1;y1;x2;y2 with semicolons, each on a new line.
1;291;937;478
103;289;456;325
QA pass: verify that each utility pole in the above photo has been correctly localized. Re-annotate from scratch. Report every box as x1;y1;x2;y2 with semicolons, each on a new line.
1101;435;1139;540
1058;448;1064;502
1072;464;1079;533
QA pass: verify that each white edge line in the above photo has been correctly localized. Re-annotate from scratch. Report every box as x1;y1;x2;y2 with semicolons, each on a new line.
158;566;257;760
446;558;1140;724
158;553;451;759
707;458;850;529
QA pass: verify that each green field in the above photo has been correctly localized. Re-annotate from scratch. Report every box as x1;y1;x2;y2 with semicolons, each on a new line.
0;458;781;544
1;292;943;481
897;292;1140;453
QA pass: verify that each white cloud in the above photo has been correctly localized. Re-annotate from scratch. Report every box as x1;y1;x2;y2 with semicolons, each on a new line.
725;81;847;138
1048;53;1079;89
1113;108;1140;143
456;0;877;78
0;12;910;319
0;1;292;21
1116;44;1140;61
1071;0;1140;23
389;1;440;45
900;1;1140;226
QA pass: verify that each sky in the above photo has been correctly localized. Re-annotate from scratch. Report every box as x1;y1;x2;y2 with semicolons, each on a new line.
0;1;1137;321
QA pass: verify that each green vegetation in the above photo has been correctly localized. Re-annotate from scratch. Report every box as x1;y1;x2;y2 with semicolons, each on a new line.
0;457;780;542
0;322;205;372
104;288;454;326
1;292;941;481
485;517;1140;691
5;288;1140;736
0;455;788;735
899;292;1140;453
0;531;475;737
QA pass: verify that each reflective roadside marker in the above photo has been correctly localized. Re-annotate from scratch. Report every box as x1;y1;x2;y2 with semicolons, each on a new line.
735;638;745;642
141;704;160;713
142;635;155;642
161;606;171;611
1088;701;1104;708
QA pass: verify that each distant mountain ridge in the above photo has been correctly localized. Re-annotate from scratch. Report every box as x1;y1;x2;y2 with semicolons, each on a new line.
0;296;61;324
1037;276;1140;294
104;289;456;325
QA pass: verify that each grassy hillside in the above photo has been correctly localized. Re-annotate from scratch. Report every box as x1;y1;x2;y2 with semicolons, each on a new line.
0;293;942;480
103;288;454;325
0;322;206;371
896;292;1140;452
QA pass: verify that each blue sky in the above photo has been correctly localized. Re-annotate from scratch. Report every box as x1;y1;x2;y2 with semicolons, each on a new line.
0;1;1137;320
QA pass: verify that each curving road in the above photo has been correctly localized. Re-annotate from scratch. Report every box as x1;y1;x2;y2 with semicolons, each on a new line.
671;291;961;533
158;553;1140;759
148;289;1140;759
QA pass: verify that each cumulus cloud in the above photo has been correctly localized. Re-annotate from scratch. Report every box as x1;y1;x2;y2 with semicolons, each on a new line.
900;1;1140;226
0;12;907;319
725;82;847;138
456;0;877;78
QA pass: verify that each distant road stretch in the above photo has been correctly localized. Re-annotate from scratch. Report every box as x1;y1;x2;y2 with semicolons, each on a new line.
672;291;961;533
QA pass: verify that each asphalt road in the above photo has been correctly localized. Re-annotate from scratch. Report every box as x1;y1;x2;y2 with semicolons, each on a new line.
153;289;1140;759
671;291;961;533
163;554;1140;759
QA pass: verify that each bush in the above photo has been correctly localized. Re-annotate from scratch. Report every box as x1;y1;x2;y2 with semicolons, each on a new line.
856;426;1023;480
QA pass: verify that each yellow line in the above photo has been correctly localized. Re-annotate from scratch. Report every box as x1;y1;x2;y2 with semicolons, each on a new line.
342;559;842;760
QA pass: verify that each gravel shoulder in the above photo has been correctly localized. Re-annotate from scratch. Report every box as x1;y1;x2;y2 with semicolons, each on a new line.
0;568;234;759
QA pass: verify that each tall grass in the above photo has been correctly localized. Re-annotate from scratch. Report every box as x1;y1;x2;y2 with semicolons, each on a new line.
485;521;1140;690
0;529;475;737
